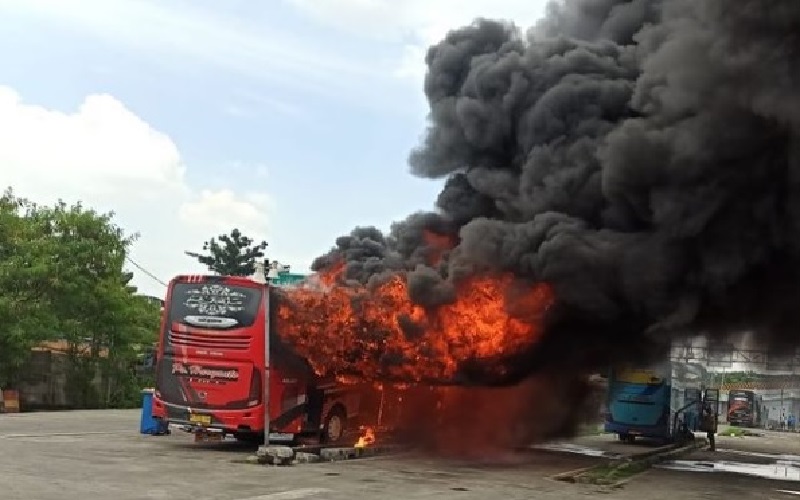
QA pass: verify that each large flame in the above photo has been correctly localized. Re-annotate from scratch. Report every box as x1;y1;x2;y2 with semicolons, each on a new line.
274;266;555;383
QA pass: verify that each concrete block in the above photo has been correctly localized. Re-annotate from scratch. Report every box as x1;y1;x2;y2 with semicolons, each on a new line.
319;447;360;461
357;445;396;457
256;445;295;465
317;445;401;461
293;452;321;464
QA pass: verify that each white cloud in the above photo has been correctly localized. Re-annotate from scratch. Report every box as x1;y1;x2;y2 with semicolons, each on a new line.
0;86;272;298
179;190;271;235
284;0;551;84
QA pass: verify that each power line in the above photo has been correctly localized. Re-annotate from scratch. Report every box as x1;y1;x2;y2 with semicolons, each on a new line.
125;255;167;288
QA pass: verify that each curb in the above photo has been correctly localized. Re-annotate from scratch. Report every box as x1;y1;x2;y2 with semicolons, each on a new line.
251;444;404;466
553;438;708;487
603;439;708;489
550;465;597;482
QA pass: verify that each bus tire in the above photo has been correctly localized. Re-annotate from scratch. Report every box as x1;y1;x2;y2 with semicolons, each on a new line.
322;405;347;444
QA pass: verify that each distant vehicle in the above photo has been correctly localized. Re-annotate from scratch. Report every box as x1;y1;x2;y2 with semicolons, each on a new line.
727;390;763;428
604;361;708;444
150;274;380;444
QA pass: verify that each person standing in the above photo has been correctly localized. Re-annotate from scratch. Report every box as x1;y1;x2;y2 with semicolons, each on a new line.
702;404;718;451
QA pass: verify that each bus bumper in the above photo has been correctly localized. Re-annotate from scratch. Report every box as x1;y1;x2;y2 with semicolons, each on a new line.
151;396;265;435
604;421;669;439
151;397;298;443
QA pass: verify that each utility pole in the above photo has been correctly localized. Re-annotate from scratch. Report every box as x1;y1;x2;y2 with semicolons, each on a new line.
252;262;271;447
263;283;271;445
720;368;726;416
781;388;785;429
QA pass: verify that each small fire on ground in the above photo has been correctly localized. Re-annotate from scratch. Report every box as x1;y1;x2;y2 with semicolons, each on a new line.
354;427;376;449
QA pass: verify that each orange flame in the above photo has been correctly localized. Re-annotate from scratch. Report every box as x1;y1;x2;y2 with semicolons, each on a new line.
354;427;376;448
275;266;555;383
319;260;346;287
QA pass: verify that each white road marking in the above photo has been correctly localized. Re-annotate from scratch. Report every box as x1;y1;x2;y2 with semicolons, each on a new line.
0;430;130;438
234;489;333;500
776;490;800;496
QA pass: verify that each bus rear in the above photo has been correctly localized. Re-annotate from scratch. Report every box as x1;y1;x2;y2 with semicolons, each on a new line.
604;366;671;442
151;275;269;440
151;274;372;444
728;390;757;427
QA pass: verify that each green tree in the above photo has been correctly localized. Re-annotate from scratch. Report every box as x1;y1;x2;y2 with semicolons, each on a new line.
191;228;268;276
0;189;161;408
0;189;60;388
29;199;144;407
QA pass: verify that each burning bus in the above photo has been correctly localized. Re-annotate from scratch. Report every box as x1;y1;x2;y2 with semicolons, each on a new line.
150;273;385;444
149;269;559;449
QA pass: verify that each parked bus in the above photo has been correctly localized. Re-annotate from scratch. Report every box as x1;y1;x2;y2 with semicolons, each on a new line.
604;361;707;443
727;390;763;428
150;274;375;444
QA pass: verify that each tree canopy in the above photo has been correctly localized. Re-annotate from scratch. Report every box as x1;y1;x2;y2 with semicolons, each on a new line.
191;228;268;276
0;188;161;408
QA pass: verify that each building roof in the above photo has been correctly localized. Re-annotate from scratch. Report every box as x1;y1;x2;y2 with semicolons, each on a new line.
720;374;800;391
33;340;109;358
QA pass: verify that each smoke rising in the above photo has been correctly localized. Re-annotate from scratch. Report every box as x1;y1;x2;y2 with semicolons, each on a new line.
303;0;800;385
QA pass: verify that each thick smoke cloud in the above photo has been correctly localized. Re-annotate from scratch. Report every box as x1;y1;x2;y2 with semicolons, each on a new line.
311;0;800;379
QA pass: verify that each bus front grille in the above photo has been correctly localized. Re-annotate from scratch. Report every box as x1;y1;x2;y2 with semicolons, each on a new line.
168;330;251;350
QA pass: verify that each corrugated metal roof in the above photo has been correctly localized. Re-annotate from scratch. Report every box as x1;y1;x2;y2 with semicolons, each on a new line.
720;375;800;391
32;340;109;358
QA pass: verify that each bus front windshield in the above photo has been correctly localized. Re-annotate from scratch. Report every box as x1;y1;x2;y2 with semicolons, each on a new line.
167;282;262;329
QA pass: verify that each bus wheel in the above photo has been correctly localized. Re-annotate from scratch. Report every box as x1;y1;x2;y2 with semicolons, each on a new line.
322;406;346;444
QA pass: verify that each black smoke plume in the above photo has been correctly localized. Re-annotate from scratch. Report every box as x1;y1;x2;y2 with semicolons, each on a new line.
306;0;800;384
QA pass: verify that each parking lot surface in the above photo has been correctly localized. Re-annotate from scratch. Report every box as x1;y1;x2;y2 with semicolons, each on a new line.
1;410;798;499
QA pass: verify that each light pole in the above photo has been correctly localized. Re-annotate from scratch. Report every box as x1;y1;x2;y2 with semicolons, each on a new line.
252;261;271;447
256;261;291;449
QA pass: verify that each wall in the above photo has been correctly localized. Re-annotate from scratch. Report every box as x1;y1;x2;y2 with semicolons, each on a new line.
18;348;103;410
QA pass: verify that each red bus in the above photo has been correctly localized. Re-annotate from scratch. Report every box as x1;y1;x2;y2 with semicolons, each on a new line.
150;274;367;444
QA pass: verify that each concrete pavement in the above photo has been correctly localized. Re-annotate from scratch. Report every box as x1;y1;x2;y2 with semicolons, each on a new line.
0;410;599;500
1;410;796;499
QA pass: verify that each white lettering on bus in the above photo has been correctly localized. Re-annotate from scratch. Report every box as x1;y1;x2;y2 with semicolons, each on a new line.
171;362;239;381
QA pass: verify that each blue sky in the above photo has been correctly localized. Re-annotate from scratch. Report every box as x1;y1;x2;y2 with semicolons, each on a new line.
0;0;548;297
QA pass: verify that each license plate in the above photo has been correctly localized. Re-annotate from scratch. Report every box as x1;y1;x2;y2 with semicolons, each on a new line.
189;414;211;425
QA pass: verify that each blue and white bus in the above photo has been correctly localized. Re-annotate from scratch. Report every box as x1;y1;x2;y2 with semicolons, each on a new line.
604;361;707;443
